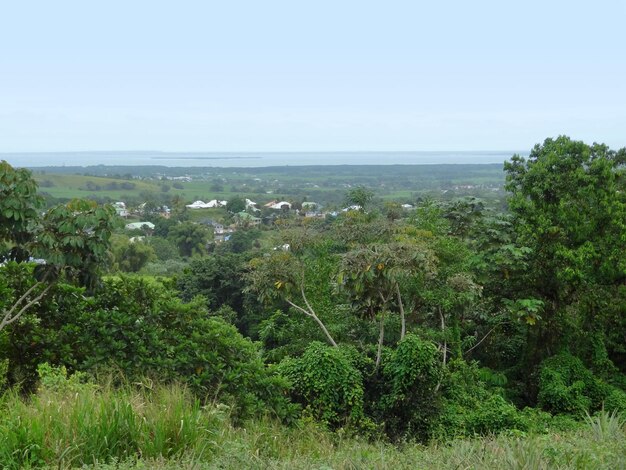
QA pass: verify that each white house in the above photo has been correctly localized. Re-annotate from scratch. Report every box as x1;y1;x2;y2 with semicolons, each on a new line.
269;201;292;210
186;200;209;209
245;199;260;211
186;199;227;209
113;202;129;218
125;222;155;230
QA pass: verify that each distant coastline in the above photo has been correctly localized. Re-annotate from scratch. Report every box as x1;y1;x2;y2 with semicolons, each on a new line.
0;150;527;168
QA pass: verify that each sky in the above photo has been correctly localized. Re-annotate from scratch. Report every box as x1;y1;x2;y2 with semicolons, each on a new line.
1;0;625;153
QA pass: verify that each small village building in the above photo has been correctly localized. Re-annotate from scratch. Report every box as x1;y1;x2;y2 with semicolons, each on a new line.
113;202;129;217
125;221;155;230
268;201;291;210
186;200;227;209
235;211;261;227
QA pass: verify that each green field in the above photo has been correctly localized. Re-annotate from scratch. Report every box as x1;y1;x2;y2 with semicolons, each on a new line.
32;164;506;207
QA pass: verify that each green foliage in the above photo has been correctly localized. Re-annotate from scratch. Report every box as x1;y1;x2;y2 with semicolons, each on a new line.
148;236;180;261
344;185;374;211
3;138;626;460
0;358;7;392
36;362;93;393
1;387;624;469
278;342;365;428
33;198;116;287
141;259;188;276
603;388;626;415
379;334;442;440
224;227;261;253
0;161;44;256
177;253;249;313
168;221;211;257
537;352;609;415
0;182;115;333
339;242;435;320
114;238;156;272
1;274;290;419
226;195;246;214
504;137;626;358
584;409;625;442
435;360;529;439
0;383;226;468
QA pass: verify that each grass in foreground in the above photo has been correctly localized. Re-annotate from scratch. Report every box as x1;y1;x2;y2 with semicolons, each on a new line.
0;382;624;469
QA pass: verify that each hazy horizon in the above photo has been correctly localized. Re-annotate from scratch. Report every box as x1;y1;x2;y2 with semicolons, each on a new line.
2;150;525;168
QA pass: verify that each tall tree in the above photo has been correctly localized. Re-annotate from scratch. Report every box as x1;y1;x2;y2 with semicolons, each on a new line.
168;221;212;257
504;136;626;361
0;161;115;331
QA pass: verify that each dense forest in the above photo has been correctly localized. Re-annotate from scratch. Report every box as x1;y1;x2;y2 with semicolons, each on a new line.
1;136;625;468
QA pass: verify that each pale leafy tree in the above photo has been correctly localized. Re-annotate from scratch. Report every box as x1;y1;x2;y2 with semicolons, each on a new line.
246;251;338;347
0;161;115;332
345;186;374;211
338;242;436;367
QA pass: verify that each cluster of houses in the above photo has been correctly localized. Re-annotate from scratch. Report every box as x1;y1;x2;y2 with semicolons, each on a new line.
186;199;228;209
114;201;170;219
118;196;416;245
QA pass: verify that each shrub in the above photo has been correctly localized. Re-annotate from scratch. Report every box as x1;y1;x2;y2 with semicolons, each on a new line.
537;352;610;414
0;358;7;392
604;387;626;414
434;360;528;439
2;275;292;420
379;334;442;440
278;342;365;429
36;363;93;393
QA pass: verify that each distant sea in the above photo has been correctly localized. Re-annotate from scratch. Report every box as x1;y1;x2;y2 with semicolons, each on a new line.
1;151;525;168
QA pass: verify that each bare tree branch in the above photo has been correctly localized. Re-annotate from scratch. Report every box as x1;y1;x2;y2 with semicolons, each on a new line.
395;283;406;340
375;310;385;369
0;282;54;331
434;306;446;393
464;322;509;356
285;297;338;348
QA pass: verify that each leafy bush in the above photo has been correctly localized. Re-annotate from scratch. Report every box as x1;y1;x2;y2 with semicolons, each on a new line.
2;275;292;420
0;358;7;393
537;352;609;414
604;387;626;414
379;334;442;440
278;342;365;429
177;253;249;313
148;236;181;261
435;360;528;439
36;363;93;393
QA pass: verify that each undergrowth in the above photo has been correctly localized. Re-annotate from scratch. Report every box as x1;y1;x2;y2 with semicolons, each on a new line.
0;367;623;469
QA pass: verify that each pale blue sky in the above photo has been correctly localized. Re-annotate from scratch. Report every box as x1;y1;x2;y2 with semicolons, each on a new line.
1;0;625;152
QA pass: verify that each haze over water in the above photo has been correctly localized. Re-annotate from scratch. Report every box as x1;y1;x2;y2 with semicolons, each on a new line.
4;151;522;168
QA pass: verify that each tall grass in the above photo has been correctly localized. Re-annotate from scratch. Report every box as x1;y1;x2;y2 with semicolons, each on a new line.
0;383;224;469
0;380;624;469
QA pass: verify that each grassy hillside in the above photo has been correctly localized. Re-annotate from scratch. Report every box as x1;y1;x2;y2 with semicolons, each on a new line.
1;380;623;470
32;173;157;200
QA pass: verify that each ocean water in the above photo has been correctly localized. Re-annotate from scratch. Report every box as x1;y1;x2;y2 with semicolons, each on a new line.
1;150;523;168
